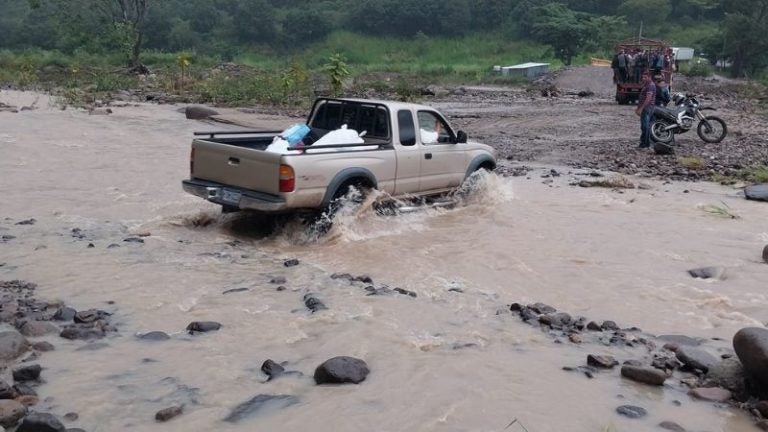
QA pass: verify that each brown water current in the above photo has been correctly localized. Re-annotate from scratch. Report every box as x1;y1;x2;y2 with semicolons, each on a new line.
2;90;768;431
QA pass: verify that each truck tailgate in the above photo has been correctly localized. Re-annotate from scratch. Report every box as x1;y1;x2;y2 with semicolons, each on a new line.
192;139;282;195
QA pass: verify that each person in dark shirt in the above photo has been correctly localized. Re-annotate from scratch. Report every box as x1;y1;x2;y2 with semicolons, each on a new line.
635;72;657;148
654;74;671;106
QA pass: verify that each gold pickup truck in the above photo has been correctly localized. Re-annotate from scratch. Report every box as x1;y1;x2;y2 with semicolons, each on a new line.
182;98;496;215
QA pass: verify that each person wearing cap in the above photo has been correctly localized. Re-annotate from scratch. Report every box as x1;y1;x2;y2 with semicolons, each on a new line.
654;74;671;107
635;71;656;149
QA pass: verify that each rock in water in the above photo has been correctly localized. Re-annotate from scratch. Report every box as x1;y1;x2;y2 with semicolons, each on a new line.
658;421;687;432
12;364;42;382
137;331;171;341
689;387;732;402
687;266;726;280
763;245;768;264
314;356;369;384
615;405;647;419
676;347;718;372
155;405;183;422
706;357;747;398
0;399;26;428
745;184;768;202
587;355;618;369
733;327;768;387
186;321;221;334
15;412;65;432
621;365;667;386
223;394;299;423
0;331;30;361
261;359;285;381
185;105;219;120
303;294;327;312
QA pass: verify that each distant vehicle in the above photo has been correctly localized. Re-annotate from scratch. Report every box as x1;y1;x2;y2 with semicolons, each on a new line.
612;38;673;105
182;98;496;218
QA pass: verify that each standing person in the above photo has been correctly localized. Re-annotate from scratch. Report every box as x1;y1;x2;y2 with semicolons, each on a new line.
617;49;628;83
634;51;647;83
635;71;657;148
611;51;620;84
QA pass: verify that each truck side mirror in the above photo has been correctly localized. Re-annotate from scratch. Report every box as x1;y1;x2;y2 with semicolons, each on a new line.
456;130;468;143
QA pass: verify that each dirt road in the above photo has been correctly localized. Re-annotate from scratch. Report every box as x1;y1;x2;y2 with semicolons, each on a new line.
435;66;768;180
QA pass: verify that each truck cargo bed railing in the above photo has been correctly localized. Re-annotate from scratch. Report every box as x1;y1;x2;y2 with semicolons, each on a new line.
194;130;281;139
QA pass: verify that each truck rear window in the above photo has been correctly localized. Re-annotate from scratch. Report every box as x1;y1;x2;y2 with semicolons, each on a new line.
311;101;389;139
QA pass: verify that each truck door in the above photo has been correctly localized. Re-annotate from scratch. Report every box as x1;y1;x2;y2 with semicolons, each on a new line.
417;111;467;191
392;109;422;195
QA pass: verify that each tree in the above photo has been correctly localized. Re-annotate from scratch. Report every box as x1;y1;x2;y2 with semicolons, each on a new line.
529;3;591;65
98;0;151;70
714;0;768;77
617;0;672;31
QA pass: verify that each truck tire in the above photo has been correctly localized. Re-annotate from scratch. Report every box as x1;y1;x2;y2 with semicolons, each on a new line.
313;180;372;234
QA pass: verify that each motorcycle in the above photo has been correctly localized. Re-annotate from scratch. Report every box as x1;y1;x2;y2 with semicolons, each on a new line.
650;93;727;145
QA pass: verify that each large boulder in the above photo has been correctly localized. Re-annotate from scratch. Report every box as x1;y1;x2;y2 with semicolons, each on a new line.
314;356;369;384
185;106;219;120
15;412;65;432
706;357;748;399
745;184;768;202
734;327;768;388
0;399;26;428
676;346;719;372
0;331;30;361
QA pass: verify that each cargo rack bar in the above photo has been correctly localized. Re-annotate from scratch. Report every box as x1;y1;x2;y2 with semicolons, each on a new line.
194;130;282;139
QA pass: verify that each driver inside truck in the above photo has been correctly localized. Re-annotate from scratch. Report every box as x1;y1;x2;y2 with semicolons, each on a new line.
418;112;450;144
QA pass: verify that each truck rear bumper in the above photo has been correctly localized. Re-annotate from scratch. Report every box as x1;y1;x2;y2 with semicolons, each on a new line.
182;179;288;212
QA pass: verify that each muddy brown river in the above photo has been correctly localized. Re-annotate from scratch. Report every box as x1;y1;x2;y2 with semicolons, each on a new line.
1;90;768;431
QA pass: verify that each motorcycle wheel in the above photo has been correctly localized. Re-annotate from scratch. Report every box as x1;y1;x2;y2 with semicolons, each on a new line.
697;116;727;143
650;120;674;144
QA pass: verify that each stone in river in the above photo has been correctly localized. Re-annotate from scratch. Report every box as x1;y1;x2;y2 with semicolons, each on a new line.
59;326;105;341
587;355;618;369
621;365;667;386
733;327;768;388
586;321;602;331
15;412;66;432
687;266;726;280
314;356;369;384
658;335;702;347
658;421;687;432
0;399;26;428
19;322;59;337
763;245;768;264
0;381;15;399
155;405;183;422
283;258;300;267
303;294;327;313
137;331;171;341
261;360;284;381
705;357;747;398
689;387;732;402
222;288;249;295
73;309;110;324
52;307;76;322
185;105;219;120
528;303;556;314
223;394;299;423
615;405;647;419
12;384;36;397
745;184;768;202
0;331;30;361
186;321;221;334
12;364;42;382
676;347;718;372
601;320;619;331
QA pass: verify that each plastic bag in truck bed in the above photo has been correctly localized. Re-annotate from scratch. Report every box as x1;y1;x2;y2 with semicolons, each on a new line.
304;124;378;153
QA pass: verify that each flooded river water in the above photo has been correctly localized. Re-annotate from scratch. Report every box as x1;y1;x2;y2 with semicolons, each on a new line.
1;90;768;431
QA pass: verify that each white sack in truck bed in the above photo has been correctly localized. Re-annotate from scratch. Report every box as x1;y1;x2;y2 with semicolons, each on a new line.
265;124;377;154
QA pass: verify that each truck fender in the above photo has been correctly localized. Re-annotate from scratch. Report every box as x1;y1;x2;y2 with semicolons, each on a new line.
321;168;378;206
465;154;496;179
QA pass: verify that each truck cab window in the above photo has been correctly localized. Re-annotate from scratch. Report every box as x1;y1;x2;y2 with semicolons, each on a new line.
418;111;451;144
398;110;416;146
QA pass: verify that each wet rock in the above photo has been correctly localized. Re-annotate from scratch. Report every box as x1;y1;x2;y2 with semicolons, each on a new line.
689;387;732;402
137;331;170;341
314;356;370;384
185;106;219;120
519;307;539;322
615;405;647;419
0;399;26;428
63;412;78;421
706;357;747;398
330;273;353;281
364;286;393;296
222;288;249;295
753;401;768;419
601;320;619;331
269;277;286;284
587;355;618;369
223;394;299;423
155;405;183;422
52;307;76;322
20;322;59;337
123;237;144;244
676;347;718;372
687;267;726;280
12;384;36;397
0;236;15;243
621;365;667;386
275;286;286;292
659;421;687;432
745;184;768;202
0;331;30;360
354;275;373;284
734;327;768;389
586;321;602;331
303;294;327;313
283;259;299;267
658;335;702;347
261;359;284;381
0;381;14;400
15;219;36;226
763;245;768;264
16;395;38;407
393;287;417;298
568;333;583;344
12;364;41;382
16;412;65;432
59;326;105;341
73;309;110;324
539;312;571;328
186;321;221;334
528;303;556;314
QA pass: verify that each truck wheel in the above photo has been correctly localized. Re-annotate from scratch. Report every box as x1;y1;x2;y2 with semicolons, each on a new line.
313;182;371;234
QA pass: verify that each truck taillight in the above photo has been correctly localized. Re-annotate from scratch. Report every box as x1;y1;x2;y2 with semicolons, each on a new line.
279;164;295;192
190;147;195;175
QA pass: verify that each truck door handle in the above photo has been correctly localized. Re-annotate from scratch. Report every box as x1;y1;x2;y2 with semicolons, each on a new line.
425;153;432;160
228;157;240;166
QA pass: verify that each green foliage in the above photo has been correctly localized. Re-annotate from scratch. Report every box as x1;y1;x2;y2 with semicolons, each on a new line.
324;52;350;95
529;3;591;66
617;0;672;30
683;60;714;77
